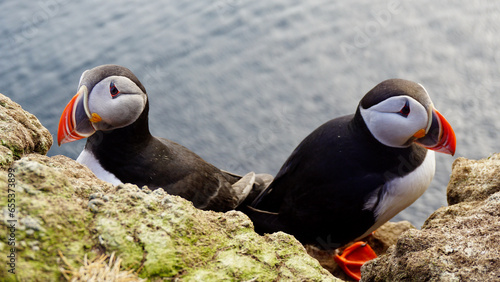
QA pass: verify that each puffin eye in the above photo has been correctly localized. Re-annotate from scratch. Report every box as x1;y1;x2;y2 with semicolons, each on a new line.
110;82;120;98
398;101;410;117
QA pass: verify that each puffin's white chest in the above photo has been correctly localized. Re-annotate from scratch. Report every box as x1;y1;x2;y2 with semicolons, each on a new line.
77;149;123;185
359;150;436;240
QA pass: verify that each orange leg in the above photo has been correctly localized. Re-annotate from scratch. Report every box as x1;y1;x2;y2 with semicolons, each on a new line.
333;241;377;281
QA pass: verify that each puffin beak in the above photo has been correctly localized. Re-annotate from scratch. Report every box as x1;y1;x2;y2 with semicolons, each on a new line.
57;85;96;145
414;108;456;156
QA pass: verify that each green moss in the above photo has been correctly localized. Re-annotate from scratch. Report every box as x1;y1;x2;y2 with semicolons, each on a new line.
218;249;274;280
95;217;144;267
1;140;24;160
140;230;184;277
18;196;94;279
0;159;97;281
182;269;233;281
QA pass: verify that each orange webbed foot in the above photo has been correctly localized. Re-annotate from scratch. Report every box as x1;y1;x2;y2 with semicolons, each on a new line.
333;241;377;281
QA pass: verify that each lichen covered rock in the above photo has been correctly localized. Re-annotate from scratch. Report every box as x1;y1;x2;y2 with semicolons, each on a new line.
361;154;500;281
0;93;53;167
0;154;337;281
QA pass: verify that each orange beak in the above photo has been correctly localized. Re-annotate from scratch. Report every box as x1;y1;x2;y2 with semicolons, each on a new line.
57;86;96;146
415;108;456;156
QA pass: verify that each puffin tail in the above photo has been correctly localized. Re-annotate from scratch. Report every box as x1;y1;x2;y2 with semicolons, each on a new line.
223;170;274;208
230;172;256;206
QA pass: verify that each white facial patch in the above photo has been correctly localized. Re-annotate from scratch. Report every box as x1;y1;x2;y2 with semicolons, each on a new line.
360;96;428;148
87;76;147;130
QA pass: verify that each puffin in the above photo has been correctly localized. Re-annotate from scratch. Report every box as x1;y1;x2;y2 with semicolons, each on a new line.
243;79;456;280
58;64;270;212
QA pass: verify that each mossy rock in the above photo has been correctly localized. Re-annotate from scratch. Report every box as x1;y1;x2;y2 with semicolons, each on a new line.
0;154;337;281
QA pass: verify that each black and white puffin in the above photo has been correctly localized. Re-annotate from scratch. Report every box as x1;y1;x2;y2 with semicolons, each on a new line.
58;64;269;211
244;79;456;280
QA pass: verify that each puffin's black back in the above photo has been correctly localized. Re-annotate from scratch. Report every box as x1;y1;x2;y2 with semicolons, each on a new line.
249;111;427;248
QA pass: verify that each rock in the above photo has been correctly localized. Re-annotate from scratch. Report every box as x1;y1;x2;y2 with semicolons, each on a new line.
0;93;53;167
307;221;414;281
447;155;500;205
0;153;337;281
364;221;415;256
361;154;500;281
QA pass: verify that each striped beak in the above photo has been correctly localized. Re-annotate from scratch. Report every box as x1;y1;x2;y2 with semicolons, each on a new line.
415;108;456;156
57;85;96;145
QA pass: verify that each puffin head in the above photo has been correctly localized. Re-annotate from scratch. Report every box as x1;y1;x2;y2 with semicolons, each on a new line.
358;79;456;155
58;65;148;145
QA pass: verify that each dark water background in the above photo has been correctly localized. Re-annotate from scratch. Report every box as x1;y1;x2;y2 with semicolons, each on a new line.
1;0;499;228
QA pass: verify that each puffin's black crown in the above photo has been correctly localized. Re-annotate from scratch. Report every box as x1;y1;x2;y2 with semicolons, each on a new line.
80;64;147;95
360;79;432;110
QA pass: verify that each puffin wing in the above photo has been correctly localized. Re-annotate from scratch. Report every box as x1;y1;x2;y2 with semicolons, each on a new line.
153;137;243;211
154;137;274;211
